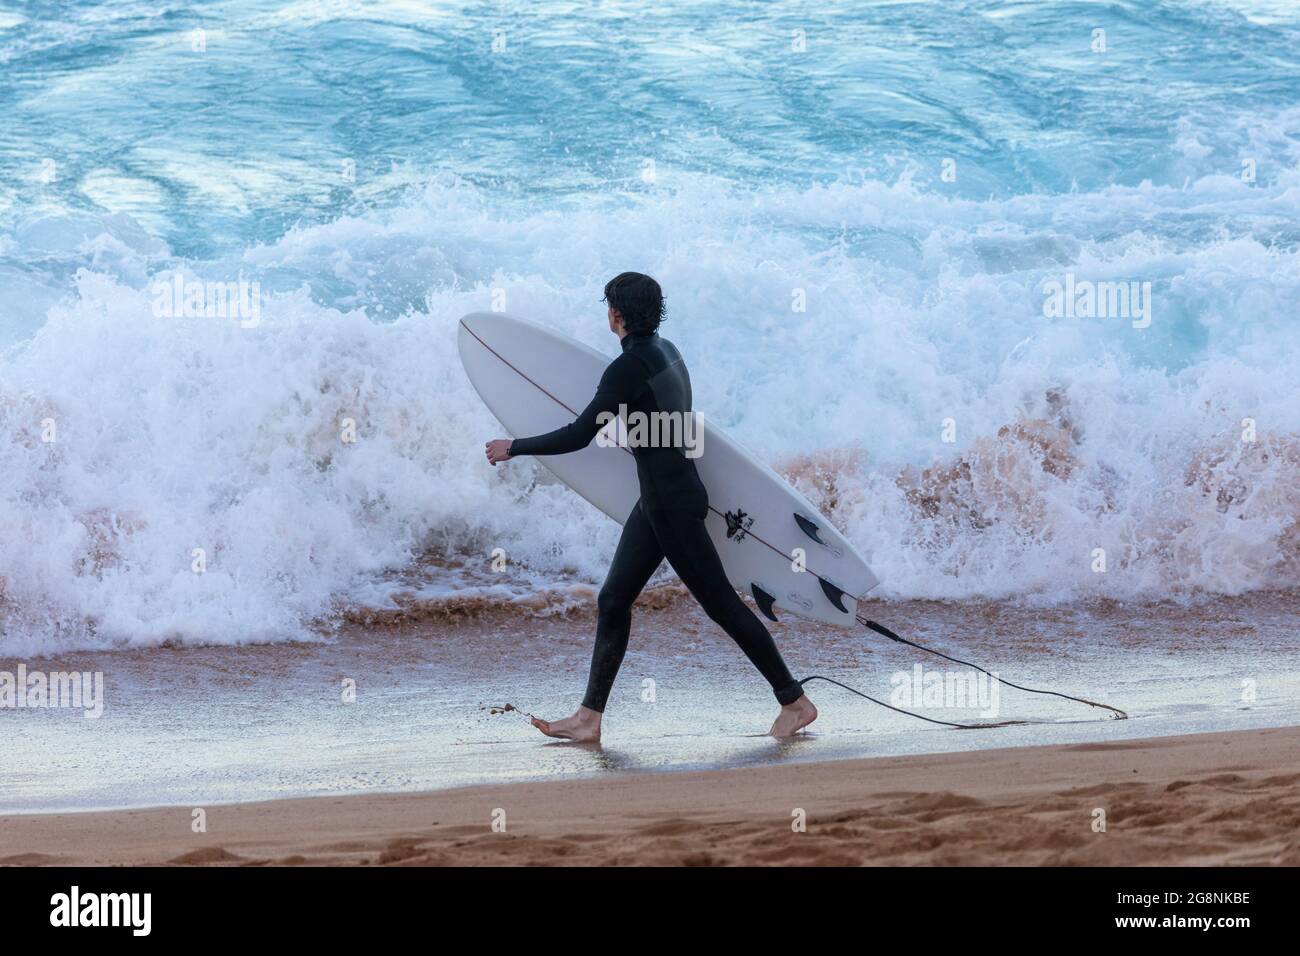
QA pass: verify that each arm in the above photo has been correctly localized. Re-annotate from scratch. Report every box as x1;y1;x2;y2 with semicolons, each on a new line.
509;353;643;457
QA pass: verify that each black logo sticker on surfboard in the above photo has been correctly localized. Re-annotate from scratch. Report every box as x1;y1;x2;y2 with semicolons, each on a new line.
724;509;753;541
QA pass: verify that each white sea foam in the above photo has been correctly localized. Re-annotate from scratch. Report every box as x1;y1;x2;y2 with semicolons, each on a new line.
2;159;1299;650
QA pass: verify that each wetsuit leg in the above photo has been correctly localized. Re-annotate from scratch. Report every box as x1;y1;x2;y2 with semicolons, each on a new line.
581;500;664;713
645;506;804;705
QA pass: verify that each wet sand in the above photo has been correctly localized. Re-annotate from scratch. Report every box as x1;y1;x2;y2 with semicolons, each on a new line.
4;593;1300;816
3;726;1297;866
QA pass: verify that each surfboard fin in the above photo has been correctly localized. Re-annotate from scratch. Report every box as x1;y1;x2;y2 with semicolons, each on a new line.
750;584;779;622
793;513;825;545
819;577;848;613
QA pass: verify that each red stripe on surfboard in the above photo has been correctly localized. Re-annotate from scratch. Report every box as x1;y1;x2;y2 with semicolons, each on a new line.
460;318;863;606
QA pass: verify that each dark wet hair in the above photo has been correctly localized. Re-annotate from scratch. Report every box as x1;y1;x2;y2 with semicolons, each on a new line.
603;272;666;336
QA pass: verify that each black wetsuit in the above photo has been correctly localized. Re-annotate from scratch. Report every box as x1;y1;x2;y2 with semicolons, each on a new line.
509;331;803;711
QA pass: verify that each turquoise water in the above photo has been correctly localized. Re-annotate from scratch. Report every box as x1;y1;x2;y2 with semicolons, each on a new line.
5;1;1298;255
2;1;1300;649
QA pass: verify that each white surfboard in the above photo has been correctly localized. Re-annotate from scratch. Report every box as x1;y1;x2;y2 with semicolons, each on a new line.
458;311;879;627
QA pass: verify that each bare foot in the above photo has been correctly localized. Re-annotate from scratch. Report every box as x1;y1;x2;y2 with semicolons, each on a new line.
531;705;602;742
768;695;818;737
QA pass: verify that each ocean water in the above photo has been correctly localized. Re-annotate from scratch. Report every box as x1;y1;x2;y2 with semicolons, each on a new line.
2;0;1300;651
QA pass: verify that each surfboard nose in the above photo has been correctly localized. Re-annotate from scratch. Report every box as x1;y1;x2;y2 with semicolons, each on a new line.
458;312;514;368
458;311;497;331
457;311;500;347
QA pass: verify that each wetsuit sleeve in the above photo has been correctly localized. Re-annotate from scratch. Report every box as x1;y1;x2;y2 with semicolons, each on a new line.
509;353;645;457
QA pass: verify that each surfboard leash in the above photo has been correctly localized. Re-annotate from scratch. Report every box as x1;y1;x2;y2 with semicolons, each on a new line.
797;613;1128;729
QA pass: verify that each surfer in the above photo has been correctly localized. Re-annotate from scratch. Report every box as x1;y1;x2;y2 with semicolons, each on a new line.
484;272;817;740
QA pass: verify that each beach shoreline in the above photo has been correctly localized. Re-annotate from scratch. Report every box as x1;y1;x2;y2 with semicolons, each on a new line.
4;594;1300;817
4;725;1296;866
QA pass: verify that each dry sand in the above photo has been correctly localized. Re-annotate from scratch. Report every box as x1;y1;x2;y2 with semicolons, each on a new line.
2;725;1297;866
